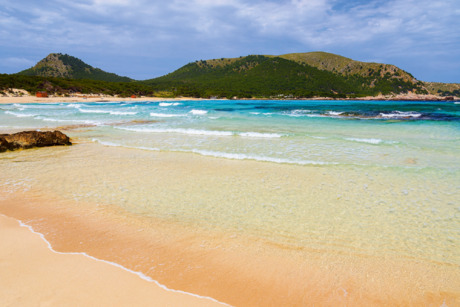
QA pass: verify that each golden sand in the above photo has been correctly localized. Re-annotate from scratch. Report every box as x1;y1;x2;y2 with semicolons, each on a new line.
0;214;223;307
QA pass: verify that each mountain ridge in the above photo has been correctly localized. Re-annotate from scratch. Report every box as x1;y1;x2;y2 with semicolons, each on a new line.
143;53;427;98
3;52;459;99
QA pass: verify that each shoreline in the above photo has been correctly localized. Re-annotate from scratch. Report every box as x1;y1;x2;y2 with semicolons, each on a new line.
0;93;458;104
0;213;225;307
1;143;458;306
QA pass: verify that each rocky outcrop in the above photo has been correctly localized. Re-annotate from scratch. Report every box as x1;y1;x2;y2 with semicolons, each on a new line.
0;131;71;152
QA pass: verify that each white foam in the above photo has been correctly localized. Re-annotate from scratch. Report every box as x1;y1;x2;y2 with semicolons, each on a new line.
159;102;181;107
78;108;136;115
5;215;229;306
379;111;422;119
67;104;83;108
190;109;208;115
326;111;343;116
5;111;37;118
239;132;284;138
150;113;186;118
36;117;102;125
285;110;312;117
118;127;234;136
344;137;383;144
191;149;334;165
90;138;337;166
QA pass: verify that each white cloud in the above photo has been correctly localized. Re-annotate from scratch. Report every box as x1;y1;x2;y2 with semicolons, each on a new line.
0;0;458;81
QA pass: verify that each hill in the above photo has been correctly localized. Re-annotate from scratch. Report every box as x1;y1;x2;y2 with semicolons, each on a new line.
143;53;427;98
422;82;460;97
4;51;457;99
277;52;417;83
17;53;132;82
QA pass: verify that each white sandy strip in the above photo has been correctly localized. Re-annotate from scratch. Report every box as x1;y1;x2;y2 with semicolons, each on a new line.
0;214;229;307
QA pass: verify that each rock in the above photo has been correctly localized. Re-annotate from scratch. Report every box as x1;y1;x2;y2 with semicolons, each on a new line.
0;130;71;152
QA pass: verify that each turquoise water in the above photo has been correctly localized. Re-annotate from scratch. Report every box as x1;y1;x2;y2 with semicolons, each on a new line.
1;99;459;265
1;100;459;170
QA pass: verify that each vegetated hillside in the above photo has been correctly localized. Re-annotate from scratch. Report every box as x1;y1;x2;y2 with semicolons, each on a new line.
278;52;416;82
423;82;460;97
4;51;442;99
17;53;132;82
144;53;427;98
0;74;155;97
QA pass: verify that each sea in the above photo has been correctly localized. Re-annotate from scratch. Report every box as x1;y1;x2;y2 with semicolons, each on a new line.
1;99;459;304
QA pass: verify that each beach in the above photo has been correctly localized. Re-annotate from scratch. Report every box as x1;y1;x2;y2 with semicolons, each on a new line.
1;98;459;306
0;95;201;105
0;214;224;306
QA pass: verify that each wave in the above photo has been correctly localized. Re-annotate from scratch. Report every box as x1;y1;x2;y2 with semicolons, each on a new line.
326;111;344;116
344;137;398;145
191;150;335;165
67;104;84;108
190;109;208;115
36;116;103;125
284;110;313;117
150;113;186;118
117;127;285;138
344;137;384;144
78;108;137;115
117;127;234;136
5;111;37;118
239;132;284;138
92;139;334;166
378;111;422;119
159;102;182;107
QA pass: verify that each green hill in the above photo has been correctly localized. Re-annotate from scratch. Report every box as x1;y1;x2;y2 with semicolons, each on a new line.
144;53;427;98
422;81;460;96
5;51;453;99
17;53;132;82
277;52;417;83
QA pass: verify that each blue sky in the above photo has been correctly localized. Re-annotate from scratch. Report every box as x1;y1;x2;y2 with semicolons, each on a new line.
1;0;459;82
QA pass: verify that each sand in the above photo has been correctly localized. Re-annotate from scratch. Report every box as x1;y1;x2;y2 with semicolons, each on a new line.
0;214;225;307
0;93;455;105
0;95;203;104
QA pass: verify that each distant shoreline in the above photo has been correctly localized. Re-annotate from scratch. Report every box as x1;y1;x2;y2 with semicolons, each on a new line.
0;93;457;104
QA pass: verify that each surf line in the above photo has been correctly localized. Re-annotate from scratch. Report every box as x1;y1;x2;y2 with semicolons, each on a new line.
2;213;232;307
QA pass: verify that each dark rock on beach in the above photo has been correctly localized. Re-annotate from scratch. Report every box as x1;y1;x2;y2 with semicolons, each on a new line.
0;130;71;152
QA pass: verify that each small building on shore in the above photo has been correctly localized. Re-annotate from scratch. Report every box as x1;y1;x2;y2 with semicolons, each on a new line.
36;91;48;98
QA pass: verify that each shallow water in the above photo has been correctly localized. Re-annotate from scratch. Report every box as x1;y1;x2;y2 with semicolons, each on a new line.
1;99;459;304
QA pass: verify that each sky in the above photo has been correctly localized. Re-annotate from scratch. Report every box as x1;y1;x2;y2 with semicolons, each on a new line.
0;0;459;82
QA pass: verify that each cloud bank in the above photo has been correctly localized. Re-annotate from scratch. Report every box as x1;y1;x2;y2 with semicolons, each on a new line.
0;0;459;81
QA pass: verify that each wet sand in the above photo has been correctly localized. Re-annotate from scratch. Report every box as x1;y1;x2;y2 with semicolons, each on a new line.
0;143;459;306
0;214;224;307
